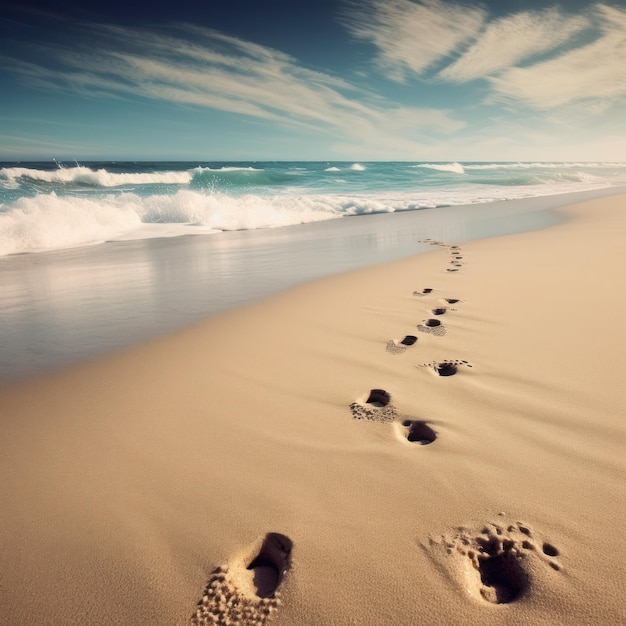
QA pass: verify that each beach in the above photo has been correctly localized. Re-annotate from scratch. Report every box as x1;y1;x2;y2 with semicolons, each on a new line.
1;191;625;625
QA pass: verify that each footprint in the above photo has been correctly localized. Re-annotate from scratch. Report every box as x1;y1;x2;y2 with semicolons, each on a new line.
367;389;390;405
399;419;437;445
444;298;460;304
350;389;398;422
418;360;473;376
191;533;293;625
428;521;561;605
542;543;559;558
386;335;418;355
247;533;293;599
413;288;434;297
419;238;445;247
436;362;457;376
417;319;446;336
432;308;447;316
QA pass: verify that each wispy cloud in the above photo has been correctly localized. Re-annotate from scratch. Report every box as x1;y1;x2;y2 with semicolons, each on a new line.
0;133;107;157
439;8;589;82
343;1;626;113
487;4;626;109
1;22;464;156
341;0;485;80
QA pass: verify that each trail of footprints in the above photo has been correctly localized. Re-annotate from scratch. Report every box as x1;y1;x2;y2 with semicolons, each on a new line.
376;239;472;443
191;239;561;623
352;238;563;606
359;239;472;443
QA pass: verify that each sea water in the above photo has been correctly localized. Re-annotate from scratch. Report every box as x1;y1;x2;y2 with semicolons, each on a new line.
2;160;626;255
1;161;625;381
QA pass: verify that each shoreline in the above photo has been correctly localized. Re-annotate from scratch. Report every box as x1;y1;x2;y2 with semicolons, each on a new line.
1;193;625;625
2;184;625;384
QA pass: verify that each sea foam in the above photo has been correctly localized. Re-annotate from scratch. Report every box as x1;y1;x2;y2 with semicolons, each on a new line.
2;161;624;256
0;166;192;187
0;192;142;255
418;163;466;174
0;191;346;255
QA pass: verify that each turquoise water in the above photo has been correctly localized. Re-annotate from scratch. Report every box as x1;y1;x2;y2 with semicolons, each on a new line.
2;160;626;255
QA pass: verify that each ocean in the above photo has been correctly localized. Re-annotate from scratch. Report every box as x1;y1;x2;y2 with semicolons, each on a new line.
1;160;625;381
2;160;626;255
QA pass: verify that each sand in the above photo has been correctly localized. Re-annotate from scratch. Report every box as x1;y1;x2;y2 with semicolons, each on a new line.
1;194;625;625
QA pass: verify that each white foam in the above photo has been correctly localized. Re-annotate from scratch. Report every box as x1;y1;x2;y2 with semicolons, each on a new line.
325;167;341;172
350;163;366;171
418;162;466;174
0;166;192;187
191;166;262;173
0;192;142;255
0;190;346;255
0;173;618;256
464;162;626;170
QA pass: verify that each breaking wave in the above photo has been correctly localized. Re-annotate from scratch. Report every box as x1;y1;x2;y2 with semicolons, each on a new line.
0;166;192;187
0;165;307;191
416;162;466;174
2;160;624;256
0;190;383;255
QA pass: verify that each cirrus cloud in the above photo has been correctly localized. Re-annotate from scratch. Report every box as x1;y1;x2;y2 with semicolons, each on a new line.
0;21;465;158
341;0;486;80
438;8;589;82
343;0;626;113
487;4;626;109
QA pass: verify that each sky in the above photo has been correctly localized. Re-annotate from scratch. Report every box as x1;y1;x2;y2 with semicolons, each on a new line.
1;0;625;162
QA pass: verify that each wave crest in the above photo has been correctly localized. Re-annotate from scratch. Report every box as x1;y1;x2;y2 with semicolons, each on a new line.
0;190;350;255
0;192;142;255
0;166;192;187
417;162;465;174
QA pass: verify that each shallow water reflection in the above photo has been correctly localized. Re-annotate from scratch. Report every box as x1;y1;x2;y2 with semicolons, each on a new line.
3;188;617;382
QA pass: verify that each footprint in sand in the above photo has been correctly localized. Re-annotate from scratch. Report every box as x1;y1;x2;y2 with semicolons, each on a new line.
352;392;439;445
417;360;473;376
418;240;465;268
397;419;437;445
413;287;434;297
191;533;293;626
419;239;460;251
427;521;561;605
350;389;398;422
417;318;447;336
419;238;446;247
386;335;418;355
447;247;464;270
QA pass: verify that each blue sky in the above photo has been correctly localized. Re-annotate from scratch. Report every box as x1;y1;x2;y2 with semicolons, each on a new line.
1;0;625;161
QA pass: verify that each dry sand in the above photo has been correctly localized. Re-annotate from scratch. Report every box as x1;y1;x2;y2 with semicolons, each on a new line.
1;194;625;625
